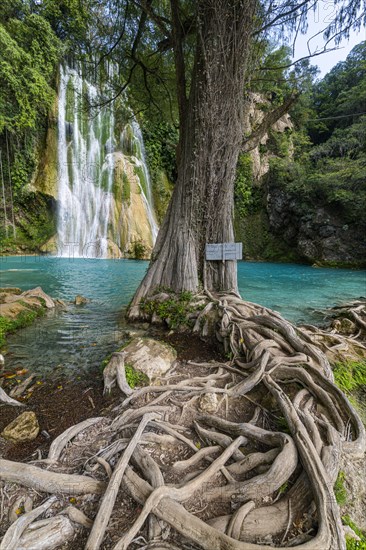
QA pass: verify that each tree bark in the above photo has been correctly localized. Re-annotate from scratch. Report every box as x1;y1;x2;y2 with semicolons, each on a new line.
129;1;257;314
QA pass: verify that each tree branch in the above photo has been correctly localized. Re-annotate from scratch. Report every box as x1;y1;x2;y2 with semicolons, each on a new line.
242;94;299;153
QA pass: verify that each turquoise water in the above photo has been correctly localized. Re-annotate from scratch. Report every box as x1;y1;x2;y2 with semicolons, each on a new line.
0;255;365;376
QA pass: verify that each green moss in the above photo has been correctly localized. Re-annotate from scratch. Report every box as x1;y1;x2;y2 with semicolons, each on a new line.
152;170;173;223
278;481;289;495
334;470;347;506
99;354;148;388
122;172;131;202
133;165;148;196
125;363;149;388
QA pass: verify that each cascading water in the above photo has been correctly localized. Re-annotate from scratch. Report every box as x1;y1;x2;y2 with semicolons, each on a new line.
57;64;158;258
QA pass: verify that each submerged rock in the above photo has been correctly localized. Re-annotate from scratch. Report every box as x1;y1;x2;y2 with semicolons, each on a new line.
123;337;177;381
2;411;40;443
74;295;89;306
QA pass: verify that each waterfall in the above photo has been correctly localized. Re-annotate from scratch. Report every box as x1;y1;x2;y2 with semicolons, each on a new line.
57;64;158;258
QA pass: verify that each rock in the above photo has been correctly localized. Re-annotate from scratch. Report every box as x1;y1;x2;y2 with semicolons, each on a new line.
107;240;122;259
123;337;177;381
74;295;89;306
151;312;164;325
0;354;4;366
40;235;58;254
199;392;219;414
21;287;55;309
54;298;68;309
2;411;40;443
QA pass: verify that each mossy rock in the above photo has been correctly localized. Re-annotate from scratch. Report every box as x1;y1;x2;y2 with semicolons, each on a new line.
122;337;177;382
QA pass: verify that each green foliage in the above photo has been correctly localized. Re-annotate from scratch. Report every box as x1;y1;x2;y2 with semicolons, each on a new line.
234;153;254;219
345;538;366;550
133;165;148;196
333;360;366;394
263;41;366;260
0;303;45;349
125;363;149;388
141;291;194;329
0;14;60;133
0;192;56;254
334;470;347;506
121;172;131;202
141;121;177;222
343;515;366;549
128;240;147;260
99;355;148;388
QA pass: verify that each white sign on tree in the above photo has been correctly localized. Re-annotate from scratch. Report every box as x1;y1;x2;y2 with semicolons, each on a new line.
205;243;242;261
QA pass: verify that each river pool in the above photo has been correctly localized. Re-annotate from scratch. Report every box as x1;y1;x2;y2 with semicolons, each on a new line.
0;255;365;376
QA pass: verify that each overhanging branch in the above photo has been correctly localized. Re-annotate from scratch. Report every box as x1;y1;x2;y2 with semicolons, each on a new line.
242;94;299;153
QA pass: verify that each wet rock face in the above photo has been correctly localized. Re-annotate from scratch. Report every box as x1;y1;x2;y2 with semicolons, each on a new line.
2;411;40;443
266;188;366;266
122;337;177;382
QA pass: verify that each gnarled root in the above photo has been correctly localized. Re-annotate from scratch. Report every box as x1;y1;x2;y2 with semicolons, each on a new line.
1;293;364;550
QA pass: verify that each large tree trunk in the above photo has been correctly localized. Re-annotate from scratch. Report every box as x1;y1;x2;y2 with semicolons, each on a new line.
129;1;257;315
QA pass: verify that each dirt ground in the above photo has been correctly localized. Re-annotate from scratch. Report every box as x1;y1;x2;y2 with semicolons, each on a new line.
0;330;225;463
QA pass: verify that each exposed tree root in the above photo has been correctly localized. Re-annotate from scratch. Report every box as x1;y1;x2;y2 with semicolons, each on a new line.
0;386;25;407
0;293;364;549
0;459;105;495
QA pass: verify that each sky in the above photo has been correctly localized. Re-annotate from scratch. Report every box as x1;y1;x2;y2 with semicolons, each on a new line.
292;2;366;77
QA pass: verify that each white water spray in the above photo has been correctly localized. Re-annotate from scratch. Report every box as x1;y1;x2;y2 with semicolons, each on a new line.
57;64;158;258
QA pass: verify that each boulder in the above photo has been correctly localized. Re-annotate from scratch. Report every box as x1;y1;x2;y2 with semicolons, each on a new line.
123;337;177;381
2;411;40;443
74;295;89;306
21;287;55;309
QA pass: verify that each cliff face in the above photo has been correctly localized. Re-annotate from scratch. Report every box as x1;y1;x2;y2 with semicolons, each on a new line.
266;187;366;267
235;94;365;267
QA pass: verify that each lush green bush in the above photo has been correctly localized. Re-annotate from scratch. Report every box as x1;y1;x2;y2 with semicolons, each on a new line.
141;291;195;329
129;240;147;260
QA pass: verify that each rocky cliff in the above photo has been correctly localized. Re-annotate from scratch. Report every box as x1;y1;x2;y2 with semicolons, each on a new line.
234;94;366;267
